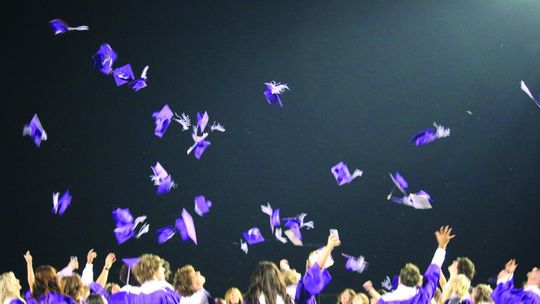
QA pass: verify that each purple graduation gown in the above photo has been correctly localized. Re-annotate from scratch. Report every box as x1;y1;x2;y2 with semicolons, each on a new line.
377;264;440;304
295;263;331;304
108;281;181;304
491;280;540;304
26;292;77;304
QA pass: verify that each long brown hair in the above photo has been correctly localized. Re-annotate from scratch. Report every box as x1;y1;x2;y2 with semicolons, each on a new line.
32;265;62;299
59;273;88;303
245;261;291;304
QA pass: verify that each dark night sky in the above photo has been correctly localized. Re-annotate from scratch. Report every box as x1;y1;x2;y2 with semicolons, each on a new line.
3;0;540;300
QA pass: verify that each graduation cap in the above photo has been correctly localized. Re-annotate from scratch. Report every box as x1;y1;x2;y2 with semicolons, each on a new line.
23;114;47;147
196;111;209;133
130;66;149;92
152;105;174;138
52;190;71;215
112;208;149;244
342;253;369;274
92;43;117;75
122;258;140;286
331;162;363;186
176;209;197;244
264;81;290;107
49;18;88;35
156;226;176;245
409;122;450;147
192;136;211;160
389;172;408;195
150;162;176;195
520;80;540;107
261;203;280;232
112;64;135;87
194;195;212;217
243;227;265;245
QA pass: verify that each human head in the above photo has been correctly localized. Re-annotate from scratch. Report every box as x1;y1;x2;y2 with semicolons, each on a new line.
338;289;356;304
32;265;61;298
527;267;540;287
0;272;22;303
105;283;121;295
59;273;89;302
119;263;140;286
87;294;108;304
225;287;243;304
399;263;422;287
351;293;369;304
173;265;206;296
451;257;475;281
245;261;290;304
281;267;301;286
472;284;493;304
132;254;170;284
440;274;471;304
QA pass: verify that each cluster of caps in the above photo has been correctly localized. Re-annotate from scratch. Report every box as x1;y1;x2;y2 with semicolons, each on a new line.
112;208;149;245
387;172;433;210
92;43;149;92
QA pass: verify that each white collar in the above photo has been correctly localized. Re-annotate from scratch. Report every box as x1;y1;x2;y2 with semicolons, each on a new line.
381;284;418;301
259;293;286;304
121;280;174;295
524;285;540;296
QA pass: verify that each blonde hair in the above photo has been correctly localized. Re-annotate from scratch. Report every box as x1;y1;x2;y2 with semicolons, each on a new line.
133;254;170;284
173;265;197;296
439;274;471;304
59;273;89;303
473;284;493;304
0;272;22;304
224;287;243;304
352;293;369;304
338;288;356;304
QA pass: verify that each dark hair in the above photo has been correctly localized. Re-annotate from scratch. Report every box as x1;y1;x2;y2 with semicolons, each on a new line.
399;263;421;287
87;294;107;304
456;257;475;281
245;261;291;304
32;266;62;299
119;264;140;286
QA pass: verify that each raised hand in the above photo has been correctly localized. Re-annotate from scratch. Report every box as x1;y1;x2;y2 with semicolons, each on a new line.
327;233;341;249
504;259;518;274
104;253;116;268
86;249;97;265
435;225;455;249
24;251;33;264
363;280;373;292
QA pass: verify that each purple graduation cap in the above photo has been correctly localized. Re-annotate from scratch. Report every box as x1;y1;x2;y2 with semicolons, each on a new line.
194;195;212;217
130;66;149;92
403;192;433;209
342;253;369;274
121;258;140;286
112;208;148;244
196;111;209;133
175;209;197;244
152;105;174;138
409;122;450;147
92;43;117;75
193;135;211;160
156;226;176;245
150;162;176;195
156;176;175;195
520;80;540;107
243;227;265;245
49;19;89;35
381;275;398;291
264;81;290;107
389;172;408;195
112;64;135;87
260;203;281;232
331;162;363;186
52;190;71;215
112;208;134;226
23;114;47;147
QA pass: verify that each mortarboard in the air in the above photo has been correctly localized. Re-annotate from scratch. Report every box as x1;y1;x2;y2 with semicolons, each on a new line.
520;80;540;107
121;258;140;286
156;175;175;195
194;195;212;217
389;172;408;195
52;190;71;215
49;19;89;35
196;111;209;133
157;226;176;245
130;66;149;92
176;209;197;244
409;122;450;147
331;162;363;186
243;227;265;245
261;203;280;232
403;192;433;209
342;253;369;274
112;208;148;244
112;64;135;87
193;136;211;160
92;43;117;75
264;81;290;107
152;105;174;138
23;114;47;147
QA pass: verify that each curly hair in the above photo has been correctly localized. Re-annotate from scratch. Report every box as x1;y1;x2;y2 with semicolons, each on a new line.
132;254;170;284
245;261;291;304
32;265;62;299
399;263;421;287
173;265;197;296
0;272;22;304
59;273;88;303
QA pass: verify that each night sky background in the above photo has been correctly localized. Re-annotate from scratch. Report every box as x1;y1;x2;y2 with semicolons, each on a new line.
3;0;540;301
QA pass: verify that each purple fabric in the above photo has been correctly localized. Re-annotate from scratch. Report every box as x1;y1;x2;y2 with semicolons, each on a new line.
7;299;26;304
377;264;440;304
409;129;437;146
107;285;181;304
295;263;331;304
491;280;540;304
26;292;77;304
89;282;109;298
443;298;473;304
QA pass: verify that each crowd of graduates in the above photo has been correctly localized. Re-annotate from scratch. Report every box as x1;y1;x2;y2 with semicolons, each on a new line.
1;226;538;304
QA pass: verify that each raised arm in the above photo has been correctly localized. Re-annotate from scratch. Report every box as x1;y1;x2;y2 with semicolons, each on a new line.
96;253;116;287
491;259;519;304
24;250;34;292
362;280;381;302
317;233;341;269
82;248;97;284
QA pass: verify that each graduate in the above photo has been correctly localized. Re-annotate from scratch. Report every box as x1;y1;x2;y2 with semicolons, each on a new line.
491;259;540;304
362;225;455;304
174;265;214;304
